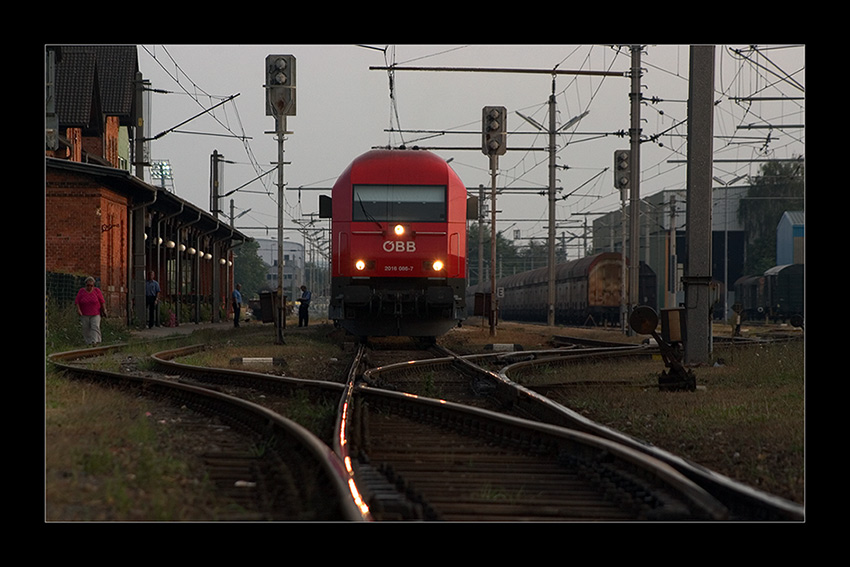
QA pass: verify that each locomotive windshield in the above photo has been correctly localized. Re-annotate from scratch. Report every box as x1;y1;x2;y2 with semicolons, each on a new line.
353;185;447;222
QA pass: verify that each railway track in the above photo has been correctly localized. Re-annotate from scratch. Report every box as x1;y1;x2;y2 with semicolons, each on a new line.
345;383;728;521
343;339;804;521
48;344;367;522
336;342;741;521
495;344;804;521
48;331;804;522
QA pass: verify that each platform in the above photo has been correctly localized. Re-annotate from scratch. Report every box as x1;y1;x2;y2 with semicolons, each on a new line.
130;321;236;340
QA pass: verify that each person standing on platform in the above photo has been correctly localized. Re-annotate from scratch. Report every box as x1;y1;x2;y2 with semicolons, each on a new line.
232;283;243;327
75;276;107;345
298;285;312;327
145;271;160;329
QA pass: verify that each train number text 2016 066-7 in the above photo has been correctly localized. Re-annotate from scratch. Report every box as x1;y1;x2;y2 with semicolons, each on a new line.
384;265;415;272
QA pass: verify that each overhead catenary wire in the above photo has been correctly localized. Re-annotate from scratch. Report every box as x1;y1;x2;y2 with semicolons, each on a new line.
142;45;305;226
139;44;803;258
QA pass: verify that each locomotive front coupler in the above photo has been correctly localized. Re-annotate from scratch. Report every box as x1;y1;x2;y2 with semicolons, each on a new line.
629;306;697;392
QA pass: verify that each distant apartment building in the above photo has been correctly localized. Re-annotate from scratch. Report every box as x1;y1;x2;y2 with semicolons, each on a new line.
255;238;305;300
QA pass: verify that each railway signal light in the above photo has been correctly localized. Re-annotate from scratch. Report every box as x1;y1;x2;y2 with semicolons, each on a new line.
265;54;296;117
482;106;507;156
614;149;631;191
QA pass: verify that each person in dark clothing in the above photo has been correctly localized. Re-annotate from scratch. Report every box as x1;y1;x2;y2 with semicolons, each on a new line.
298;285;312;327
145;271;160;328
232;284;243;327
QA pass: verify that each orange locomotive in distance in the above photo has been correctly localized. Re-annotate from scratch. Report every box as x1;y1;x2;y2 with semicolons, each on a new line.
323;148;471;339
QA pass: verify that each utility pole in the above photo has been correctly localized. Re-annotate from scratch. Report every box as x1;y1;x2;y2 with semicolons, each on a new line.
621;191;628;332
132;71;150;329
518;89;588;327
547;87;557;326
613;149;631;332
667;194;678;309
265;54;296;344
628;46;643;335
274;123;286;344
684;46;715;365
210;150;226;219
482;106;507;336
490;153;499;336
478;185;485;287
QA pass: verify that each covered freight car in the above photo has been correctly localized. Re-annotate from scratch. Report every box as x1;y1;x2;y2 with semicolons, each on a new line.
470;252;656;326
764;263;804;322
735;264;804;323
734;274;766;320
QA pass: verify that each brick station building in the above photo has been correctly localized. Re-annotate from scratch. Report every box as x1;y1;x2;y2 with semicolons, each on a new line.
45;45;249;328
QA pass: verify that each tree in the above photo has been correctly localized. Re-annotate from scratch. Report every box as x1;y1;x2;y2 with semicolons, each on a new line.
516;239;551;272
738;158;804;274
466;222;523;286
233;240;269;299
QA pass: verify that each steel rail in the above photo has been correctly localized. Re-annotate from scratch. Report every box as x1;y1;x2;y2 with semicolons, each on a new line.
150;343;346;398
497;353;805;521
48;346;367;522
358;344;804;521
351;384;729;520
332;343;374;520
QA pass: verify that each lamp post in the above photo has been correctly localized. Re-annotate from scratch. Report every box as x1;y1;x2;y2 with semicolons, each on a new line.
150;160;173;191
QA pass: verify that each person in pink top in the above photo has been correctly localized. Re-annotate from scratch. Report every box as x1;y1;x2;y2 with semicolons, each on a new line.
75;277;107;345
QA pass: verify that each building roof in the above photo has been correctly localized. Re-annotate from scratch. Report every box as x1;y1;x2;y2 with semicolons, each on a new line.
782;210;805;226
54;49;101;131
52;45;139;128
47;158;251;247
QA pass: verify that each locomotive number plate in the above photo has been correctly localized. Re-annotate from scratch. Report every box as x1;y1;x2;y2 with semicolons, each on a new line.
384;265;415;272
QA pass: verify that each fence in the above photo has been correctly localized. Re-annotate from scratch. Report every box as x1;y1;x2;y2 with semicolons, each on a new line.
46;272;95;308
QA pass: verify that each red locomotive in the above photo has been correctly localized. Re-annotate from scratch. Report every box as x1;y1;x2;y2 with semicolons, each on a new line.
322;148;469;338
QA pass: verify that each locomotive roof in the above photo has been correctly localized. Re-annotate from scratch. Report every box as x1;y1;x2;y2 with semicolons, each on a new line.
338;148;460;186
352;148;445;163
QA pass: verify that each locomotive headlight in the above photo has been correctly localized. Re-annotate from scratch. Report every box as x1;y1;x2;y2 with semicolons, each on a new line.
355;259;366;271
432;260;444;271
394;224;405;236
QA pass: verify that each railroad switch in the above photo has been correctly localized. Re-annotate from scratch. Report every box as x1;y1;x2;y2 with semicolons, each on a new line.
629;306;696;392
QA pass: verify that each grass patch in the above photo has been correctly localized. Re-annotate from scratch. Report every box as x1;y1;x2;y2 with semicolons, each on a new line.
528;341;804;504
174;324;349;383
46;301;131;353
46;318;350;520
45;374;228;520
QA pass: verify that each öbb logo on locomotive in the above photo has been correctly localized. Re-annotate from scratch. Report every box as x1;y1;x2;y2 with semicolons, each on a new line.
383;240;416;253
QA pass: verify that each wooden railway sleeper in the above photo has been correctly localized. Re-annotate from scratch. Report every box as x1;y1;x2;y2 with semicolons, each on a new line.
351;399;437;520
351;457;440;521
559;449;714;521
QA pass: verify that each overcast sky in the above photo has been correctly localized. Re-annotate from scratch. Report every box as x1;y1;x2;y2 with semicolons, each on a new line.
137;44;805;252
